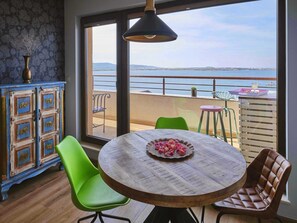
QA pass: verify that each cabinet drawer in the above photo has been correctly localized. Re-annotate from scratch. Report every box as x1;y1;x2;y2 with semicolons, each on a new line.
41;114;58;135
40;134;59;163
12;118;35;144
11;142;36;176
10;90;35;117
40;88;58;112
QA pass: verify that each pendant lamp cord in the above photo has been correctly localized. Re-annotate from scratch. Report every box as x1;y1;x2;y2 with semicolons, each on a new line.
145;0;156;12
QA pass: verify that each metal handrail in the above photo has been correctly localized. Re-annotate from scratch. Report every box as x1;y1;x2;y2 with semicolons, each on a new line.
93;74;277;97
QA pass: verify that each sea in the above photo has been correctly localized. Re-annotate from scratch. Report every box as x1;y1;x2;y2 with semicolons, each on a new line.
93;69;276;97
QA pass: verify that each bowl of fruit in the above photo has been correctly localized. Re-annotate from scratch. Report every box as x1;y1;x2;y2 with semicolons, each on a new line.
146;138;194;160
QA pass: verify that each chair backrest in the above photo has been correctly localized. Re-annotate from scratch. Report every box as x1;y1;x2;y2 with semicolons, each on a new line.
155;117;189;130
55;136;98;194
212;91;234;101
93;93;110;110
247;149;291;215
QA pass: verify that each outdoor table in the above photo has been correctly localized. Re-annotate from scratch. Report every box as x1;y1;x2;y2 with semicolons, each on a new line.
98;129;246;223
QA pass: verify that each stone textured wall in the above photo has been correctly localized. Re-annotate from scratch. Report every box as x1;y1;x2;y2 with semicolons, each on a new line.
0;0;64;84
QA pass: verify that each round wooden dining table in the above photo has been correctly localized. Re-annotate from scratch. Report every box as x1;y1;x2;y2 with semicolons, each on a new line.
98;129;247;223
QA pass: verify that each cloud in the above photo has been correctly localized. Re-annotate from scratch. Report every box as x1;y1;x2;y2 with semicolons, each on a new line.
93;0;276;68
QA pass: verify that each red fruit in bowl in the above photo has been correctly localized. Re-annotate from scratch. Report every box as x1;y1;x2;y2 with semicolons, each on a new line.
168;139;175;144
158;149;164;154
177;149;186;156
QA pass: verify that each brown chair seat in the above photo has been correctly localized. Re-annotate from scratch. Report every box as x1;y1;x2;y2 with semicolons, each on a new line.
213;149;291;223
215;187;268;211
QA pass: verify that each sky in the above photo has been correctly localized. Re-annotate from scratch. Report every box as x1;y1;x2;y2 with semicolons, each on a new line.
92;0;277;69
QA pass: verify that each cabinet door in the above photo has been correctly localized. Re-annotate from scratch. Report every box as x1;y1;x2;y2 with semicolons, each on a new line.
38;87;60;164
10;90;36;176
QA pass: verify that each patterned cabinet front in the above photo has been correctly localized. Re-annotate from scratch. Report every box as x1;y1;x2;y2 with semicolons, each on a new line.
39;87;60;164
9;90;36;176
11;142;36;176
0;82;65;201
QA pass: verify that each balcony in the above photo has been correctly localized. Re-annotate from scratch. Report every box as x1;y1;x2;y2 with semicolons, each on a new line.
89;74;277;160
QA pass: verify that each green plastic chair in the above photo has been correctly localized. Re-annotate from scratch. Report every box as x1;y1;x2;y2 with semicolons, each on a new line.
55;136;130;223
155;117;189;130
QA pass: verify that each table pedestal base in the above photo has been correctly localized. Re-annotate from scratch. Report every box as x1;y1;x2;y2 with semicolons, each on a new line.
144;206;198;223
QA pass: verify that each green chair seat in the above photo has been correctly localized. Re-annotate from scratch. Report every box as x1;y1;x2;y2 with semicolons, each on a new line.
77;174;129;210
56;136;130;223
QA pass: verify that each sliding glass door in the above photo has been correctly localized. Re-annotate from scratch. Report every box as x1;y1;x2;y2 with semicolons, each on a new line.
82;21;118;142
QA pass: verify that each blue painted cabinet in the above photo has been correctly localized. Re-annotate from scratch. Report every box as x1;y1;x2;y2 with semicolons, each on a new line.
0;82;65;200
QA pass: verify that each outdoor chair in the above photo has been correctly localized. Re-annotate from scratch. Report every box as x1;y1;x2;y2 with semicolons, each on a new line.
212;91;238;145
55;136;131;223
197;105;227;142
213;149;291;223
92;93;110;133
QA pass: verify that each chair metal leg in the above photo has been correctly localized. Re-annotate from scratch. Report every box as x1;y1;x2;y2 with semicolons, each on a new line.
98;212;105;223
230;108;239;137
188;208;199;223
78;213;97;223
198;111;204;133
200;206;205;223
100;212;131;223
218;112;227;142
216;212;224;223
91;213;98;223
213;112;217;137
257;217;261;223
206;111;210;135
228;109;233;145
103;110;106;133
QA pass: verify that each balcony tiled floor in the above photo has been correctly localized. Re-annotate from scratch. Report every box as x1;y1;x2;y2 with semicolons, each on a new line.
91;117;240;149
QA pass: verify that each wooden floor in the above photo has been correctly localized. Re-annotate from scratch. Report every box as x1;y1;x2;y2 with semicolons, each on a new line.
0;166;288;223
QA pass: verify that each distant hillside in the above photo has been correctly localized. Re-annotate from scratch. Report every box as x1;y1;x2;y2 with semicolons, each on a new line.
93;62;158;71
93;62;275;71
93;62;115;70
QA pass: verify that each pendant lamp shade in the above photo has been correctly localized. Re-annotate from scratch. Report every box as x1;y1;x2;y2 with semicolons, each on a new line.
122;0;177;42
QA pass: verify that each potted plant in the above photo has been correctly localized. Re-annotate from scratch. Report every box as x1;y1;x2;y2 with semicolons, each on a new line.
191;87;197;97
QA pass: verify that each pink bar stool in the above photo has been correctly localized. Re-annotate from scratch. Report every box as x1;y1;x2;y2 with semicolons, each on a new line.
198;105;227;142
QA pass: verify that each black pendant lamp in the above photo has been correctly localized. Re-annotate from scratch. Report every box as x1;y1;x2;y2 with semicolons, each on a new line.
122;0;178;42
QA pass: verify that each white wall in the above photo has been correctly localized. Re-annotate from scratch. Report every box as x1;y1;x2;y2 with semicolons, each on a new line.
64;0;297;219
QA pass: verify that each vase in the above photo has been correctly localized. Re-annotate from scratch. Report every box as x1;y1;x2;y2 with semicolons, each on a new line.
22;55;32;83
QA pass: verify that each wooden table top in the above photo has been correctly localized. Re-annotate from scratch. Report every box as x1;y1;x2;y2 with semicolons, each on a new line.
98;129;247;208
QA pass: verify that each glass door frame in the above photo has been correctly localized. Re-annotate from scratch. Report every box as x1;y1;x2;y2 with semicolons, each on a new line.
80;12;130;145
80;0;286;152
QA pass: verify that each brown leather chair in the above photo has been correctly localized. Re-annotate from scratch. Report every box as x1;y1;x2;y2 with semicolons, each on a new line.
213;149;291;223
